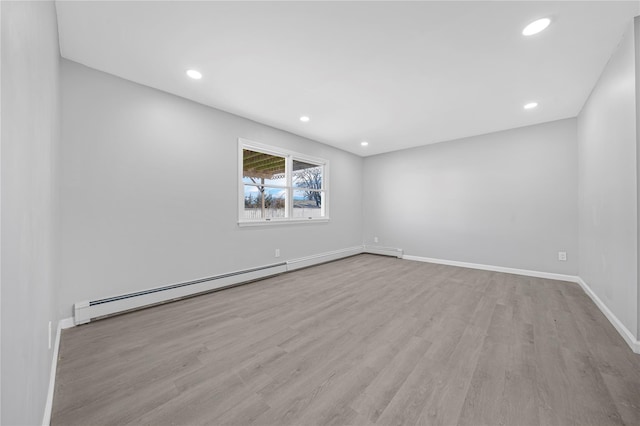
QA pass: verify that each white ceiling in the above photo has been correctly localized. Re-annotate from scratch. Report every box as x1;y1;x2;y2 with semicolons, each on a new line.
55;1;639;156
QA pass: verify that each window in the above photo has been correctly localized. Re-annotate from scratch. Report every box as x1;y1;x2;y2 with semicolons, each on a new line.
238;139;329;225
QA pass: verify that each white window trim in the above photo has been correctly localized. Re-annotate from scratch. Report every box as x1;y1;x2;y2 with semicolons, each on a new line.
238;138;330;227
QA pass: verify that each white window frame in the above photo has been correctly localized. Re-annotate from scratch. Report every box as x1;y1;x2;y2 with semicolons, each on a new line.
238;138;330;226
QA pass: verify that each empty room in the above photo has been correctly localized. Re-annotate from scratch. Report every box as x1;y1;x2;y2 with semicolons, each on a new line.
3;0;640;425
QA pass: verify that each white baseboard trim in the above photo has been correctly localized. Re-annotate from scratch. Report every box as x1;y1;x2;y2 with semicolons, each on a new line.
575;277;640;354
363;245;404;258
58;317;75;330
286;246;363;271
42;317;74;426
402;254;579;283
402;254;640;355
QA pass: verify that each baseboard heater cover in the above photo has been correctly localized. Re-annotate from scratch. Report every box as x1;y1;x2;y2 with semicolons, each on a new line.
286;246;364;271
74;246;368;325
74;262;287;325
363;245;404;258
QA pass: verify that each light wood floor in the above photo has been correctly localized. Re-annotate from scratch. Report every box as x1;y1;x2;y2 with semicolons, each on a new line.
52;254;640;426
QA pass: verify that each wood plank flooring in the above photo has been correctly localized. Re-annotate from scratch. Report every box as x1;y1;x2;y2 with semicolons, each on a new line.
51;254;640;425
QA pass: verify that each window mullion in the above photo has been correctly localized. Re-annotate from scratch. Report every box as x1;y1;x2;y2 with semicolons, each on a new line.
286;155;293;218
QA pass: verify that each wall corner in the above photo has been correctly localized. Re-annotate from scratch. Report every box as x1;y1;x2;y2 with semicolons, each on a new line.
635;15;640;340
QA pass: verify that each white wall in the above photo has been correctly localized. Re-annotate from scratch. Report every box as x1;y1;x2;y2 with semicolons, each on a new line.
363;119;579;275
1;1;60;424
578;21;638;340
59;59;363;318
636;16;640;339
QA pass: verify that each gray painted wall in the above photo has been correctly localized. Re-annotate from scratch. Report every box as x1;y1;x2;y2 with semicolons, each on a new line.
362;119;579;275
578;21;638;339
59;59;363;318
1;1;60;424
635;15;640;346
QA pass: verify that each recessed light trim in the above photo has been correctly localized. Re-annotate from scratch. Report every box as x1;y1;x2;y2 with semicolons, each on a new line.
186;69;202;80
300;116;310;122
360;141;369;146
524;102;539;110
522;18;551;36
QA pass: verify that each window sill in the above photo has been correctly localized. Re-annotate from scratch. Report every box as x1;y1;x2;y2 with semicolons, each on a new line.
238;218;330;227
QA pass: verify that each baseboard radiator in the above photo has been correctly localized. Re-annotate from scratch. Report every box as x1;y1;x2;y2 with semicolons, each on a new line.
73;246;380;325
74;262;287;325
286;246;366;271
363;245;404;258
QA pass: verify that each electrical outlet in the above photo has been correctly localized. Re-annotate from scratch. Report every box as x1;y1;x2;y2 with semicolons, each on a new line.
558;251;567;261
374;236;379;243
275;248;280;258
48;321;52;350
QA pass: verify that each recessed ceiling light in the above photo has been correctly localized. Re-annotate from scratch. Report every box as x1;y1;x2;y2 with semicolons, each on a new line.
300;116;310;122
522;18;551;36
186;69;202;80
361;141;369;146
524;102;539;110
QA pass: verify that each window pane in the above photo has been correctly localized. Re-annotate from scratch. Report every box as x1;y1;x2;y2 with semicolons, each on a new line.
293;160;323;190
243;149;286;186
242;175;286;186
293;189;323;218
243;185;287;219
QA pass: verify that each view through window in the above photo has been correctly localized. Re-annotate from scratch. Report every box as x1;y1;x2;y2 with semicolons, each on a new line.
240;140;328;224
